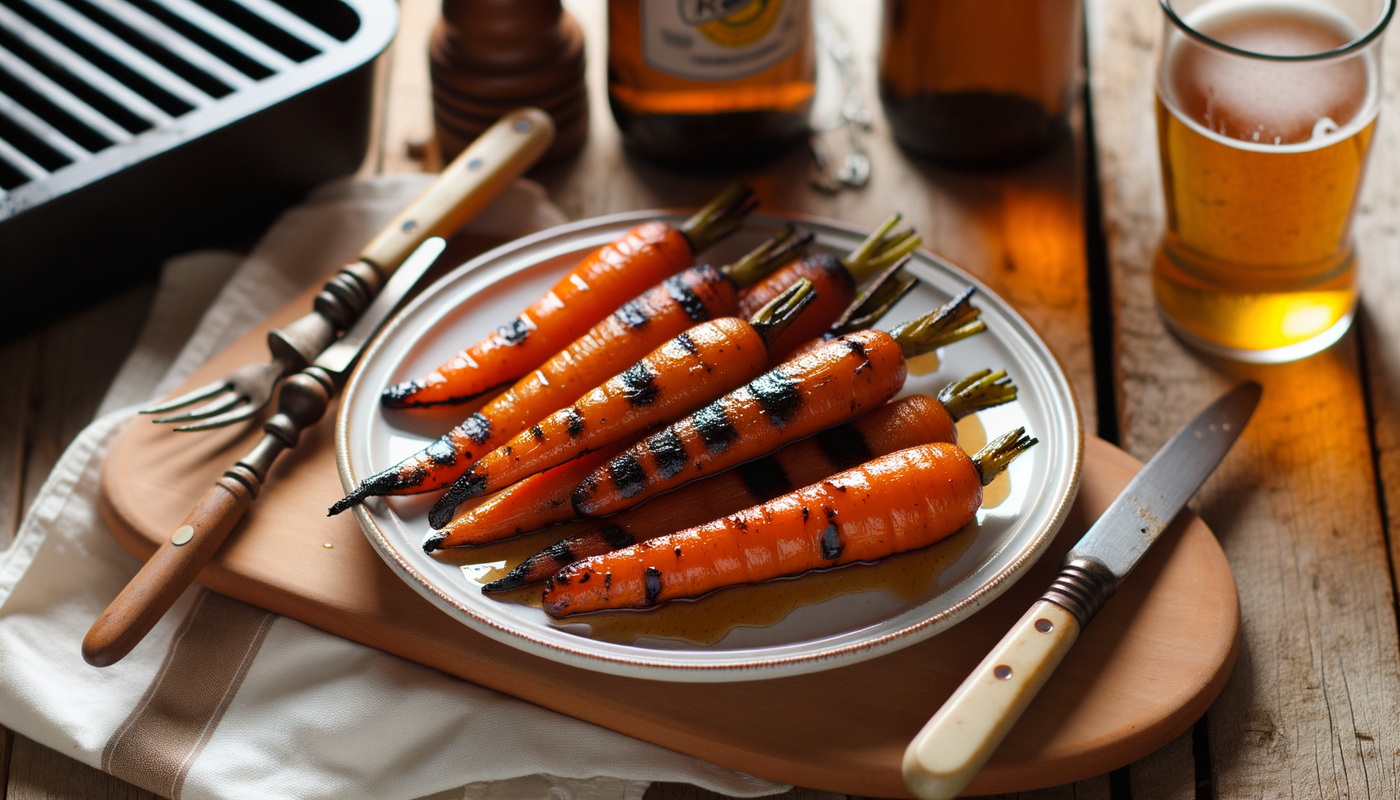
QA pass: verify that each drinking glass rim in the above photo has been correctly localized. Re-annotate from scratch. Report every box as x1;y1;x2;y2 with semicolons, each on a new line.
1159;0;1396;61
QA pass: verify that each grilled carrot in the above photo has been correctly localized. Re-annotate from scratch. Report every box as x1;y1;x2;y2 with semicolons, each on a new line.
739;214;921;364
542;429;1037;617
381;184;756;409
482;375;1018;588
328;230;810;516
425;279;819;529
417;267;929;543
571;296;996;519
432;435;642;546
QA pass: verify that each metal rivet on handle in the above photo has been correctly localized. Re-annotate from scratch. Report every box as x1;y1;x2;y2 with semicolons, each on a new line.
467;158;482;170
401;219;417;233
994;665;1013;680
171;525;194;546
514;120;531;133
1035;618;1054;633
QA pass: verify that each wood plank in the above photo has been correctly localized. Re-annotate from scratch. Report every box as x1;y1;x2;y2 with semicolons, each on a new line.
4;289;156;800
16;287;154;517
1129;730;1196;800
2;723;11;800
1087;1;1400;798
0;337;39;549
372;0;439;176
7;735;160;800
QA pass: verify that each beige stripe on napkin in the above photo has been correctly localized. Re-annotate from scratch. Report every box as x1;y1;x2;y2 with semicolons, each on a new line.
102;590;275;799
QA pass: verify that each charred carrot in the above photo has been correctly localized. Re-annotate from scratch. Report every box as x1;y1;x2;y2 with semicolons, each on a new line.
328;230;810;516
542;429;1037;617
430;434;643;546
739;214;922;364
571;295;995;519
425;279;819;529
382;184;756;409
417;268;928;544
482;375;1018;588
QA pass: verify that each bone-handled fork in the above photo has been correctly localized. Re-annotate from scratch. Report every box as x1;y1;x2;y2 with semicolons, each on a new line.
141;107;556;430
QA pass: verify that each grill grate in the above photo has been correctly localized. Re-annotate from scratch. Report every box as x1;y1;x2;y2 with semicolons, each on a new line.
0;0;390;202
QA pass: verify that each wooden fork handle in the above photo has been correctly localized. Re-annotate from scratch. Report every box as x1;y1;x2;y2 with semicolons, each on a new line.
82;472;256;667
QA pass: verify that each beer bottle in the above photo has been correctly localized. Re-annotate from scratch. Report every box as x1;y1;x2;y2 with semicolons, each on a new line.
608;0;816;170
879;0;1081;168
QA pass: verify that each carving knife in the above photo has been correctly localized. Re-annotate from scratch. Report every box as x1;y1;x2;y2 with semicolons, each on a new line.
82;237;447;668
903;380;1262;799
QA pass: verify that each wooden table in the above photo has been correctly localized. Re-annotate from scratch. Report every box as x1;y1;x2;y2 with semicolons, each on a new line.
4;0;1398;797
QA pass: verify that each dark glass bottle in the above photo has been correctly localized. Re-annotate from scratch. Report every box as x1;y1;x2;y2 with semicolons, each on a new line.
879;0;1082;168
608;0;816;171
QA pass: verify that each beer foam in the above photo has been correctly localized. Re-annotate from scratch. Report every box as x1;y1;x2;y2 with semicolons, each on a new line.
1161;0;1378;150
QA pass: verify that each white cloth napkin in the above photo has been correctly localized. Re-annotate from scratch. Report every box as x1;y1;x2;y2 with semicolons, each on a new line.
0;176;788;800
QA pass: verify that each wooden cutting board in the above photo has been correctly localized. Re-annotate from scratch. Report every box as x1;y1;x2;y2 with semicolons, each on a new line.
99;280;1239;797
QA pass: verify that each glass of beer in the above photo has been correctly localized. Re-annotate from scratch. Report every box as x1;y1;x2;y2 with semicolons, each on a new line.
1154;0;1394;362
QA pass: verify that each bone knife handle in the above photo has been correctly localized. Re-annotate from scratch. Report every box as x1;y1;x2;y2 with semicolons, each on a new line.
902;601;1081;800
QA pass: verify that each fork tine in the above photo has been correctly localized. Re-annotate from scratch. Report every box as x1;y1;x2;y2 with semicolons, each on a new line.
140;380;231;415
151;391;244;424
173;404;260;432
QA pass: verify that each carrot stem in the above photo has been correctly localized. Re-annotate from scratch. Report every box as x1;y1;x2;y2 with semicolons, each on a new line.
748;278;818;347
938;369;1017;421
841;213;901;277
722;227;816;289
679;184;757;253
889;286;986;357
972;427;1038;486
828;257;920;336
860;231;921;280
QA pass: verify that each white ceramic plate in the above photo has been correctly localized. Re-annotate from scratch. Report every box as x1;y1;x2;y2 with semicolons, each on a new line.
337;211;1083;682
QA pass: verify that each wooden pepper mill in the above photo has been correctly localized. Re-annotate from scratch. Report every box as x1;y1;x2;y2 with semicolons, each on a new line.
429;0;588;164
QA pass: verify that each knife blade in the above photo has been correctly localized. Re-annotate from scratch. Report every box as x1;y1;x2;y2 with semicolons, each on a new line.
82;238;446;668
902;380;1261;800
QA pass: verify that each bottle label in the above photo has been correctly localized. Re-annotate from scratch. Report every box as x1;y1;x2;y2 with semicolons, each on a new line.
641;0;808;81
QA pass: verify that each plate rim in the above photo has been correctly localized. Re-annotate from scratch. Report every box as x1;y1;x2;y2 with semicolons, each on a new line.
337;209;1085;682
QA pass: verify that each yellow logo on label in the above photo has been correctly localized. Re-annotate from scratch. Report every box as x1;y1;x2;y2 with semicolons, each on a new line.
687;0;783;49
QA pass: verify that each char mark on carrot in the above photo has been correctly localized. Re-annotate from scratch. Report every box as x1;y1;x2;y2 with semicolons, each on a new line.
647;429;690;479
380;379;428;408
614;300;649;328
530;425;545;442
600;525;635;550
460;413;492;445
736;456;791;501
609;454;648;498
497;318;531;345
551;539;577;564
815;425;873;471
565;408;585;436
820;523;843;560
693;404;738;453
424;438;458;466
748;370;803;427
428;471;487;528
664;273;712;322
644;567;663;606
674;332;702;358
620;362;660;406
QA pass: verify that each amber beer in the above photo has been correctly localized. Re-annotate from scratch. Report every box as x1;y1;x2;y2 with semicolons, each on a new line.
1154;0;1382;359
